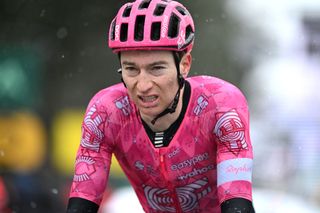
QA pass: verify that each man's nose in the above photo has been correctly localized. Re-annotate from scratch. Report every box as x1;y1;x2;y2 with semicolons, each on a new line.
136;72;153;93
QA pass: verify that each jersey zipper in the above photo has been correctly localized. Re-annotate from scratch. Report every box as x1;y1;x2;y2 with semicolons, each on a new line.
160;153;183;213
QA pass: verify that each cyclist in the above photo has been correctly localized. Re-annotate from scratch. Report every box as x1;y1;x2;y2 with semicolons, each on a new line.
67;0;255;212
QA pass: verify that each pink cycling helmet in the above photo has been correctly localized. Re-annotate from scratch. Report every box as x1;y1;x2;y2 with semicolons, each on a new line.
108;0;195;53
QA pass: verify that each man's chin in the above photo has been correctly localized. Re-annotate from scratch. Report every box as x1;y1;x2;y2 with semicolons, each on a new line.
139;108;161;119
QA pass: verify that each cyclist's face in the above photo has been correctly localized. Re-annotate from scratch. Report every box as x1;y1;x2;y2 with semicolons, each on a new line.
120;50;182;120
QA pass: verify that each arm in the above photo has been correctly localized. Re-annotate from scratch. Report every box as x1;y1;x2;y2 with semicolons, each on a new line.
67;101;114;212
213;84;255;211
67;197;99;213
221;198;255;213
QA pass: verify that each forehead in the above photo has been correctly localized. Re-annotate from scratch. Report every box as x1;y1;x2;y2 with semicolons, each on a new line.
120;50;174;64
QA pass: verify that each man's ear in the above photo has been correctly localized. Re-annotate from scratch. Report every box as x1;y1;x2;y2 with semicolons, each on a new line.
179;53;192;78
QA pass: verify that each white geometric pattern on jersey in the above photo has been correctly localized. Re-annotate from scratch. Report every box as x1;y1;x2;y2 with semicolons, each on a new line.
214;110;248;151
154;132;164;148
115;96;131;116
73;156;95;182
143;178;211;212
81;104;104;152
193;95;209;116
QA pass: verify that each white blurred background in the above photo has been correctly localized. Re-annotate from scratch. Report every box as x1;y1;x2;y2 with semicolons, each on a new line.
232;0;320;211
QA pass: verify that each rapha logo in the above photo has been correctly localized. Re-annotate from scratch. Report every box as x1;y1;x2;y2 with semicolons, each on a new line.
226;164;252;175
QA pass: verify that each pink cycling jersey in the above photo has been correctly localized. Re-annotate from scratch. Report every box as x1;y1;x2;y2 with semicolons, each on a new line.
69;75;253;213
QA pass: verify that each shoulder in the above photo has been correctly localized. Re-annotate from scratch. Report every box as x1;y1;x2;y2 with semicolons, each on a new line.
187;75;243;95
85;83;131;114
88;83;127;105
187;75;248;109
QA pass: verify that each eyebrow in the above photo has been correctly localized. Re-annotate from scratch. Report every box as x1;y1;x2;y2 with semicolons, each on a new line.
122;61;136;66
149;61;169;67
121;60;169;67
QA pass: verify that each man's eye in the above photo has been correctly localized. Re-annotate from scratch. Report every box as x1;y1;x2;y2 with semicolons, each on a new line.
150;66;166;75
123;66;139;76
124;67;138;72
152;66;165;70
125;66;136;71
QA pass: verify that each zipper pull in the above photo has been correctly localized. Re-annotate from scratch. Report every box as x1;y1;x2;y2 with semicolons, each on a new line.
160;154;168;177
160;154;164;163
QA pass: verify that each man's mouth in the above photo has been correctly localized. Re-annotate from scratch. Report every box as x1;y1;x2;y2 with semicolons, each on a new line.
139;95;158;103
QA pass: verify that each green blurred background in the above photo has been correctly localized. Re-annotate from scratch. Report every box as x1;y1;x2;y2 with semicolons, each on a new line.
1;0;320;212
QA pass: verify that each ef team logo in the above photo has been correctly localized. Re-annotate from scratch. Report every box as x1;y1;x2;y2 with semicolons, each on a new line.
214;110;248;155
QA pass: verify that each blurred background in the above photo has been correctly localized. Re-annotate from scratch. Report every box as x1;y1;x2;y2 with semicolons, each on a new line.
0;0;319;212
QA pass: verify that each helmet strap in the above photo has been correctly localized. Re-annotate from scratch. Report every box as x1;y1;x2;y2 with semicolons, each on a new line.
117;53;127;88
151;87;181;125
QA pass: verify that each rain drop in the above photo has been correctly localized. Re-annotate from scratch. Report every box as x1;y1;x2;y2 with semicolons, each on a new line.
30;201;37;208
40;9;46;17
57;27;68;39
52;188;59;194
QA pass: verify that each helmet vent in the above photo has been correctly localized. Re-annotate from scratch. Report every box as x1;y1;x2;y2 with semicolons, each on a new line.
154;4;166;16
168;14;180;38
176;6;188;16
110;19;116;40
123;5;132;17
151;22;161;41
139;0;151;9
120;23;128;41
135;15;145;41
185;25;193;40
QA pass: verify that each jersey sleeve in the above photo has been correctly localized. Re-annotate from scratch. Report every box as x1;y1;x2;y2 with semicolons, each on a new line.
68;92;115;205
213;84;254;204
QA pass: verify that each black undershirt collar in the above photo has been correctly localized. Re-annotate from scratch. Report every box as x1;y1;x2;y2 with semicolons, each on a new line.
142;80;191;148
